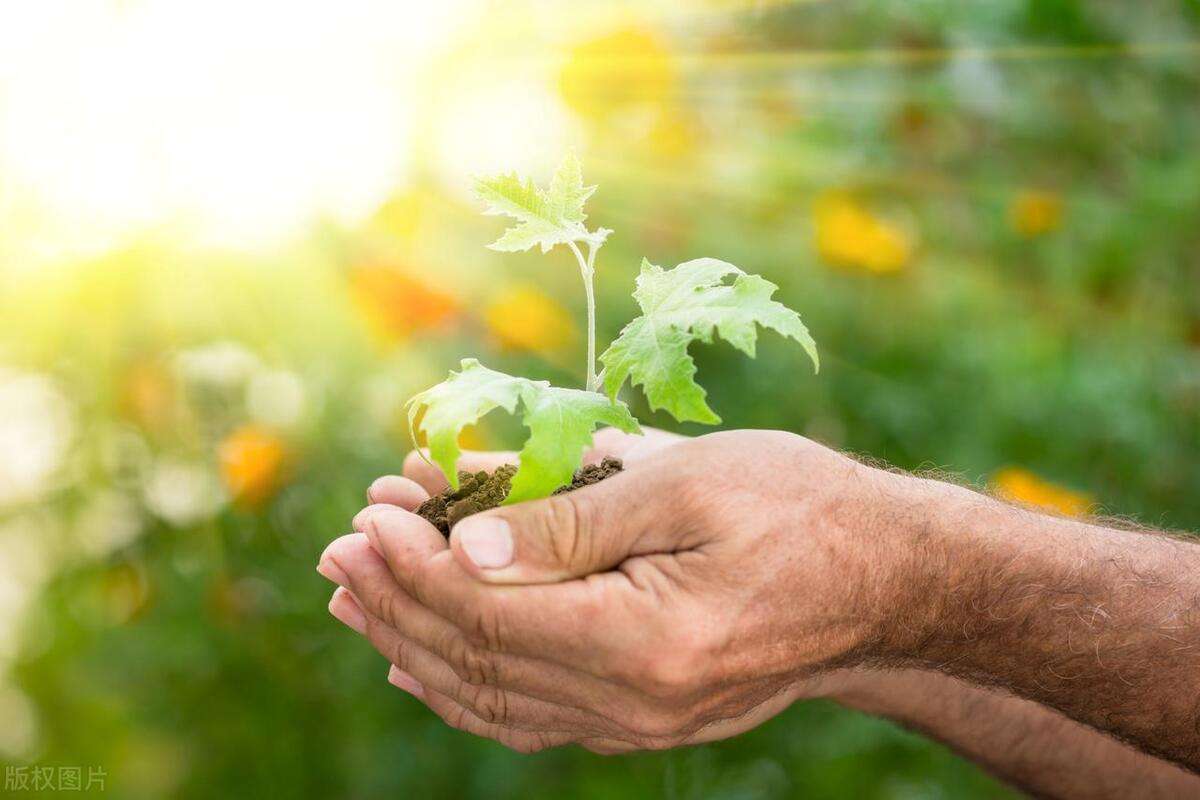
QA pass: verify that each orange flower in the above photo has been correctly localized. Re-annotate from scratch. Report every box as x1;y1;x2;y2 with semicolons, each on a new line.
813;191;914;274
219;425;287;509
1009;190;1063;238
992;467;1091;517
349;263;459;344
560;25;675;119
485;285;577;360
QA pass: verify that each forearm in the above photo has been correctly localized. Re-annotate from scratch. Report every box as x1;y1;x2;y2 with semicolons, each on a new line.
877;474;1200;770
831;668;1200;799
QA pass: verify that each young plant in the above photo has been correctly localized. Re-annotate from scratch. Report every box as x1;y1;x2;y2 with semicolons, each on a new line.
407;155;818;504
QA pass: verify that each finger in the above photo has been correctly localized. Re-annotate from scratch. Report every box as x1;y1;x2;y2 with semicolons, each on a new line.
403;449;518;494
447;463;692;584
584;426;685;465
398;677;576;754
352;514;655;673
343;597;627;738
365;476;429;509
322;534;637;712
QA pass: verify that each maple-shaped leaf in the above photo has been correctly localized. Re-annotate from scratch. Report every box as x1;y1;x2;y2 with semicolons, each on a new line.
507;385;640;504
406;359;534;491
600;258;818;424
474;153;605;254
407;359;640;501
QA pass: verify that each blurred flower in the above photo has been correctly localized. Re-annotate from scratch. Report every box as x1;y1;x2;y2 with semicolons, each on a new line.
349;263;460;344
485;285;577;359
75;490;144;558
992;467;1091;517
218;425;288;509
559;24;675;119
119;359;178;431
0;684;39;759
246;369;306;429
458;424;490;452
813;192;914;273
143;458;225;527
1009;190;1063;238
0;369;75;507
175;341;261;389
0;514;57;666
98;425;153;490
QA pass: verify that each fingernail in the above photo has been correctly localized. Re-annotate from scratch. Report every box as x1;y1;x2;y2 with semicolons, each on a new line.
454;517;513;570
388;665;425;698
317;556;350;587
352;506;377;532
328;589;367;635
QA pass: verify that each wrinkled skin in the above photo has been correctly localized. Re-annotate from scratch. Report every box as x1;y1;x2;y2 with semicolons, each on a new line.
318;428;888;753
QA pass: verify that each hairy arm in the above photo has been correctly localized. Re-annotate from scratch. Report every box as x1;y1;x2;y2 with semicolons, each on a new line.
323;428;1200;795
832;668;1200;799
879;475;1200;772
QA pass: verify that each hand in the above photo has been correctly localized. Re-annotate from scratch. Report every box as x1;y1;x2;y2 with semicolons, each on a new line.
319;428;903;753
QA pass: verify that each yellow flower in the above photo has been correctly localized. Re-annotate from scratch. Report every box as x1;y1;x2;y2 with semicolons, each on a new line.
485;285;577;360
992;467;1091;517
813;192;914;273
219;425;287;509
1009;190;1063;238
560;25;675;119
349;263;460;344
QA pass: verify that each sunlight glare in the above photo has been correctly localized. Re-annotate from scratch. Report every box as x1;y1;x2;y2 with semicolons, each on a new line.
0;1;470;266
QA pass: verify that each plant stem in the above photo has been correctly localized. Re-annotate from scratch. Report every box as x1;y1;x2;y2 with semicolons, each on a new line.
568;239;598;392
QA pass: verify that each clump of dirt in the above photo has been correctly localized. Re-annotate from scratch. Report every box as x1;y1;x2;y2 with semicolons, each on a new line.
416;457;623;536
553;456;623;494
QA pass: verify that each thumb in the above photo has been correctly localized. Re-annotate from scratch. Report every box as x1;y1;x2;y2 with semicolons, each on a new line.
448;468;676;584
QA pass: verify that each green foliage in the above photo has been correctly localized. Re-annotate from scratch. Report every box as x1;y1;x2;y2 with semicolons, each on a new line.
419;162;819;497
601;258;818;424
474;152;611;253
407;359;639;502
506;384;641;504
406;359;531;491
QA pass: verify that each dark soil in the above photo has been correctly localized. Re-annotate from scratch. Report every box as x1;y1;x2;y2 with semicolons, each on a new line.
416;457;623;536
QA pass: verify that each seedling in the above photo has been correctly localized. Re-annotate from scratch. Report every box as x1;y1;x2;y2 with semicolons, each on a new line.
407;154;818;506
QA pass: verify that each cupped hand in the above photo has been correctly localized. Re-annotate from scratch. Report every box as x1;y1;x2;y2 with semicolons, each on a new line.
319;428;901;753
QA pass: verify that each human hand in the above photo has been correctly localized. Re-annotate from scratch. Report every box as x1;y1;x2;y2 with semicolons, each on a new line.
319;428;907;753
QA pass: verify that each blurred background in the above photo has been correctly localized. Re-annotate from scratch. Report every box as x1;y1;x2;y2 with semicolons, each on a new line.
2;0;1198;797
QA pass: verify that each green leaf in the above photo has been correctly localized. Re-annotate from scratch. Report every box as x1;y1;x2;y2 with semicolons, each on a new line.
473;153;601;254
507;385;641;504
600;258;818;424
407;359;641;500
406;359;536;491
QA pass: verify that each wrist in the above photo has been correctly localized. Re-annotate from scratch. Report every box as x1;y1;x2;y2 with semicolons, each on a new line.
836;465;968;667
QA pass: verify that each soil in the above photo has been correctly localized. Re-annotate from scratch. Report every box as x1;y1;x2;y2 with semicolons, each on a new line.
416;457;623;536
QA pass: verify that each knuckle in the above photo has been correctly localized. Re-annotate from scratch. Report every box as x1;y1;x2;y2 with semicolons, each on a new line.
378;589;405;630
629;708;685;740
543;493;595;572
464;597;507;653
390;637;413;674
641;650;701;700
460;683;509;726
445;633;496;686
407;559;437;608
